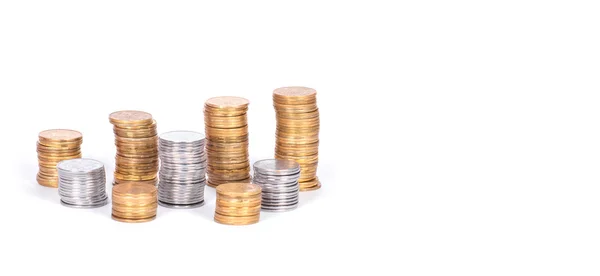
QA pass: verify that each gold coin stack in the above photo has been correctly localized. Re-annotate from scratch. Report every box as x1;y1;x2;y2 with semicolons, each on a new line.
112;182;158;223
204;97;251;188
273;87;321;191
36;129;83;188
214;183;262;225
109;110;159;186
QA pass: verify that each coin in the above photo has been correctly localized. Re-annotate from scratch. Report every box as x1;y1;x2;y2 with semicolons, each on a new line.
36;129;83;188
110;110;158;185
204;97;251;187
273;87;321;191
111;182;157;223
158;131;207;208
109;110;153;126
57;158;108;208
253;159;301;212
216;182;261;196
213;182;261;225
273;86;317;103
39;129;82;143
205;96;249;109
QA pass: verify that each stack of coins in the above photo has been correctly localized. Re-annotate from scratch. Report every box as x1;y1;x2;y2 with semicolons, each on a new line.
204;96;251;188
37;129;83;188
112;182;157;223
57;158;108;208
214;183;261;225
253;159;300;212
273;86;321;191
158;131;207;208
109;110;159;186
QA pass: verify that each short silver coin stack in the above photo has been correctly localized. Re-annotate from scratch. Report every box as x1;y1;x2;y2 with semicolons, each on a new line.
252;159;300;212
57;158;108;208
158;131;207;208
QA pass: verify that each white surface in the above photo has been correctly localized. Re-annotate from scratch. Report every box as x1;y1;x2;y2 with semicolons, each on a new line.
1;1;599;275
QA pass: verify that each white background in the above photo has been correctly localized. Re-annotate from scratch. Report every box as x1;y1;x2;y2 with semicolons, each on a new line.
0;1;599;275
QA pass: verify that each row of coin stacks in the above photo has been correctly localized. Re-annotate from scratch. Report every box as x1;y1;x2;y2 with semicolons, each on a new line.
35;87;321;225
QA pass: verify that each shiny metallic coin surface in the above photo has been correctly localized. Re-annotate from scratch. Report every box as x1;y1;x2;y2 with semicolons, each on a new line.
57;158;108;208
158;131;207;208
252;159;301;212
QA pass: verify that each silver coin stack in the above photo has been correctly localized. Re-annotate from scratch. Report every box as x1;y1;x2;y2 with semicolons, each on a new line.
158;131;207;208
253;159;301;212
57;158;109;208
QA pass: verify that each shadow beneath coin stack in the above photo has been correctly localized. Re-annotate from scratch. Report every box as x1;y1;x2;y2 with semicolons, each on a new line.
20;163;59;204
193;185;217;222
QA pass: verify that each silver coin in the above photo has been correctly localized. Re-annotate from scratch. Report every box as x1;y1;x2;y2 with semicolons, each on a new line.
261;202;299;212
158;130;207;208
252;159;300;212
160;131;205;143
57;158;108;208
253;159;300;176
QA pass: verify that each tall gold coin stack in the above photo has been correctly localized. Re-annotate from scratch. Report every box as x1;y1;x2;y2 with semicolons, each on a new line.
112;182;158;223
204;97;251;188
36;129;83;188
109;110;159;186
214;183;262;225
273;86;321;191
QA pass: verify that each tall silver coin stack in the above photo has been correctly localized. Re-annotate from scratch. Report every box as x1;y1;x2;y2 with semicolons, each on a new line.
57;158;109;208
253;159;301;212
158;131;207;208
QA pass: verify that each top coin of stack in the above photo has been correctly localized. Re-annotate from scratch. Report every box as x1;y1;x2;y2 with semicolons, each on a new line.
37;129;83;188
204;97;251;188
109;110;158;186
273;87;321;191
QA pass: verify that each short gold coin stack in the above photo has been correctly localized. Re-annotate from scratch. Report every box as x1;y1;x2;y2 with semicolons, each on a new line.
36;129;83;188
109;110;159;186
214;183;262;225
273;87;321;191
112;182;158;223
204;97;251;188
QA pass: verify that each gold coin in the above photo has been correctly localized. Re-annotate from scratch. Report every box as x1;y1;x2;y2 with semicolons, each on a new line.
205;128;248;137
114;172;157;181
274;105;318;114
214;213;259;225
216;182;261;197
216;207;261;217
36;142;81;152
205;115;247;126
217;193;261;201
114;129;158;138
208;174;251;182
109;110;153;126
276;110;319;119
113;181;157;194
38;166;59;175
207;162;250;170
114;178;158;186
299;177;321;191
39;129;82;143
206;143;249;152
205;96;249;109
216;197;262;206
37;151;82;159
273;86;316;98
111;215;156;223
36;173;58;188
115;135;158;143
113;120;157;130
208;177;251;187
